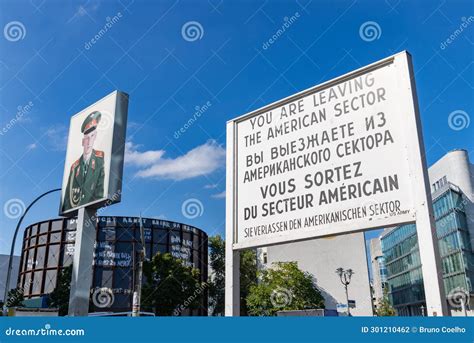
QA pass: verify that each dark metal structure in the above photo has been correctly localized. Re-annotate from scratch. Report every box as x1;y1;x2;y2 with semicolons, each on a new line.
17;216;208;316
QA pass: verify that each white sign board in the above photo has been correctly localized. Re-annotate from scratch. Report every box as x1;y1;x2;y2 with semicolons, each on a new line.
225;51;448;317
60;91;128;216
228;52;421;250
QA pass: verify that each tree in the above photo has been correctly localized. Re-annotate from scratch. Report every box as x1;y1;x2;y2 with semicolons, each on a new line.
208;235;225;316
207;235;258;316
6;287;25;308
375;288;396;316
240;249;258;316
246;261;325;316
141;252;203;316
48;265;72;316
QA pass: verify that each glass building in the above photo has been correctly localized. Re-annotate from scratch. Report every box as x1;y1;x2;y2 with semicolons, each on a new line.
17;216;208;315
381;185;474;316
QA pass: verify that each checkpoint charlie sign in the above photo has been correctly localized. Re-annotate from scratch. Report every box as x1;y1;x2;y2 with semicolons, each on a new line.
229;52;417;249
226;51;448;316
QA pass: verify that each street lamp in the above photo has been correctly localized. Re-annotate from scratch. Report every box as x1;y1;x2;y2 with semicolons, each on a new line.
2;188;61;312
336;267;354;316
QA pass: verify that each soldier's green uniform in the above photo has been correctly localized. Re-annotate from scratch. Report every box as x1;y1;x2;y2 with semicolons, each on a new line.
62;111;105;212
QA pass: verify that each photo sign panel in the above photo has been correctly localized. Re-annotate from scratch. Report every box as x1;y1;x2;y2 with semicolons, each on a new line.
228;52;421;250
60;91;129;216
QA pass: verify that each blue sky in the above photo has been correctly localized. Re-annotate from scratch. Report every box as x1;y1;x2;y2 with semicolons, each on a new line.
0;0;473;257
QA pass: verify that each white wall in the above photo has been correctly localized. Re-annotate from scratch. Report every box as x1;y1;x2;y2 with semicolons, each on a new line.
259;232;373;316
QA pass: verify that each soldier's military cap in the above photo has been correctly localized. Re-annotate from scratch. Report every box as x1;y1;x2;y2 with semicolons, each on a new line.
81;111;102;134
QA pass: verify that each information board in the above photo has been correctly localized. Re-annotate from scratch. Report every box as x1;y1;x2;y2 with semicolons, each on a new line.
228;52;421;249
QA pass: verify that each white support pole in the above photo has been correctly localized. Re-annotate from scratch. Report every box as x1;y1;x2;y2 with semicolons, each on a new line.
225;247;240;316
225;121;240;316
398;52;448;316
68;207;96;316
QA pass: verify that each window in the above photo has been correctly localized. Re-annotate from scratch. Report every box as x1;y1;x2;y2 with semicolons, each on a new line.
51;220;63;232
36;246;46;269
30;225;38;236
116;227;134;241
39;222;49;234
38;234;48;245
153;228;167;244
47;244;60;267
44;270;57;293
32;271;43;294
50;231;62;243
263;252;268;264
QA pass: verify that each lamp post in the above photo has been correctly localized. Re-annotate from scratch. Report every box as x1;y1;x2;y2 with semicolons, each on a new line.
2;188;61;312
336;267;354;316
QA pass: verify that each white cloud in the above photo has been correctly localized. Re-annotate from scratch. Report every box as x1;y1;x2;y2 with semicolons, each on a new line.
45;125;68;151
126;140;225;181
26;143;37;150
125;142;164;167
204;184;218;189
212;191;226;199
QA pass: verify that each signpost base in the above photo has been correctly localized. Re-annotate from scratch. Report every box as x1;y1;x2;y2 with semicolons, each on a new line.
68;207;96;316
225;248;240;316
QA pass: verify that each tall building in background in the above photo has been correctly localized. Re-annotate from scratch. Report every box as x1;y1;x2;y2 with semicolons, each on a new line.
258;232;373;316
379;149;474;316
369;238;387;311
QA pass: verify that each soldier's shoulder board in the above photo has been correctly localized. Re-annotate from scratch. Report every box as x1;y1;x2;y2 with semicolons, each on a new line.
71;159;80;170
94;150;104;158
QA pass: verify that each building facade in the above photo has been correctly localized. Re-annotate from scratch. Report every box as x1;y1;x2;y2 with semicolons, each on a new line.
379;150;474;316
0;254;20;303
17;216;208;315
369;238;387;311
258;232;373;316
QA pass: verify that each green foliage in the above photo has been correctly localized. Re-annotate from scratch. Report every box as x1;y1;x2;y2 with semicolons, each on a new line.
246;261;325;316
141;252;203;316
6;287;25;307
240;249;258;316
207;235;258;316
208;235;225;316
48;265;72;316
375;288;396;316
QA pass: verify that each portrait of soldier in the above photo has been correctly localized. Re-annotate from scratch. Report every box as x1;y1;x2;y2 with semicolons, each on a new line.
62;111;105;212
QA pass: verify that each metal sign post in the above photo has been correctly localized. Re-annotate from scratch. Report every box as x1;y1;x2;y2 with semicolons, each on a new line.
225;121;240;316
399;53;448;316
68;207;96;316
